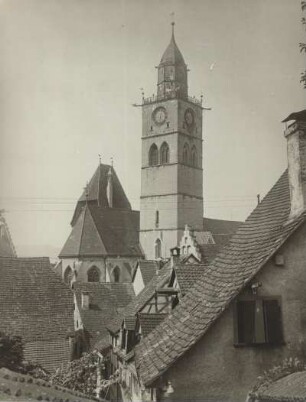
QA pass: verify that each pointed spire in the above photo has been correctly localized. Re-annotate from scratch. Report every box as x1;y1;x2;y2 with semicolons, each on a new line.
171;21;175;39
107;166;113;208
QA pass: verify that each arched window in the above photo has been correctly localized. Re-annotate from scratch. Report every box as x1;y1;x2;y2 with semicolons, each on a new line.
155;239;162;259
160;142;169;164
191;146;197;167
64;266;73;286
187;245;191;255
112;266;121;283
183;143;190;165
149;144;158;166
87;266;100;282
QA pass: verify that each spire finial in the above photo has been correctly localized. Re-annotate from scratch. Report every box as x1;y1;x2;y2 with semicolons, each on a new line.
110;157;113;167
98;154;102;165
170;13;175;37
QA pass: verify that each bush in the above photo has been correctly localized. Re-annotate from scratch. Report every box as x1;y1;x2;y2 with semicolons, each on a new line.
251;357;306;393
0;332;23;371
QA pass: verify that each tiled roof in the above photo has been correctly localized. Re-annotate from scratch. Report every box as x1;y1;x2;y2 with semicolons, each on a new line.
203;217;242;246
0;257;74;341
93;335;112;353
138;314;168;338
136;170;306;386
174;264;207;295
0;214;17;257
250;371;306;401
59;203;143;258
125;316;137;331
71;164;131;225
198;243;220;263
133;260;159;285
107;262;173;334
74;282;135;347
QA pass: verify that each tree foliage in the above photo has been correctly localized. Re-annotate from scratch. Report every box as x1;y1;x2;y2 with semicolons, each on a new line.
0;331;49;380
0;332;23;371
251;357;306;393
50;352;105;398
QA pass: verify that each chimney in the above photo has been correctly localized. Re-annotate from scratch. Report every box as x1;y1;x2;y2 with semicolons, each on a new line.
170;246;180;268
283;110;306;220
107;167;113;208
81;291;90;310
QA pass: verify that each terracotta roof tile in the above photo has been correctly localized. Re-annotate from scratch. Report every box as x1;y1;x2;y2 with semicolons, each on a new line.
174;264;207;295
138;314;167;338
0;257;74;341
74;282;135;347
60;204;143;258
135;170;306;386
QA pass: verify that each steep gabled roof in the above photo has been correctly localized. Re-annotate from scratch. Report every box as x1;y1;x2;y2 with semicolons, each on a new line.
59;204;143;258
74;282;135;347
203;217;242;246
71;164;131;225
0;257;74;342
135;170;306;386
132;260;159;285
0;213;17;257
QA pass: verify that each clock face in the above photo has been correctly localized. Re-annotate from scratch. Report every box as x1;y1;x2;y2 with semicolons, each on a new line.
184;109;194;127
153;107;167;125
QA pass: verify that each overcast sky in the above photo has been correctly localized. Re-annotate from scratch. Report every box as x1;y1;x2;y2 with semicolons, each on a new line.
0;0;305;257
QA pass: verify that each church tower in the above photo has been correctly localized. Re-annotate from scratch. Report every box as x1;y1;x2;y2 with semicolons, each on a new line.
140;24;204;259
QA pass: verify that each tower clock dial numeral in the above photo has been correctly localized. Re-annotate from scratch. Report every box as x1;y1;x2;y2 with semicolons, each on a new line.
184;109;194;127
153;107;167;125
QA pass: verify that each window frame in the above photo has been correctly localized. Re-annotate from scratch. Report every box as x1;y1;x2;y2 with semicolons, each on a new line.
149;143;158;166
233;295;285;347
87;266;100;283
160;142;170;165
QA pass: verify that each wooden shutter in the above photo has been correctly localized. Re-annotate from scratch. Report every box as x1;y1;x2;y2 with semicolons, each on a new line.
237;300;256;344
263;299;283;344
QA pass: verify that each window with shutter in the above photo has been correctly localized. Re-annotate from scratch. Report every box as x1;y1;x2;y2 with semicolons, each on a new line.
263;299;284;344
235;297;283;346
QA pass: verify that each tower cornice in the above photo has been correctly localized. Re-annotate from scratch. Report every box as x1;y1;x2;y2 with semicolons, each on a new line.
141;130;203;142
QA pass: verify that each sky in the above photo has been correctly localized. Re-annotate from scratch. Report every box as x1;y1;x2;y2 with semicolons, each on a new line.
0;0;305;257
